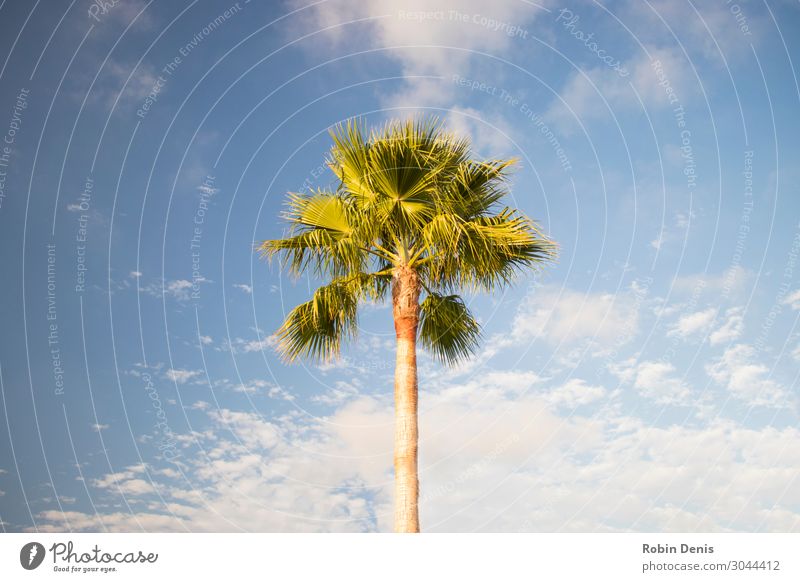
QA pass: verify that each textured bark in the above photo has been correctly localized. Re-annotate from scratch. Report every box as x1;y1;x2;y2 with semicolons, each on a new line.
392;265;421;533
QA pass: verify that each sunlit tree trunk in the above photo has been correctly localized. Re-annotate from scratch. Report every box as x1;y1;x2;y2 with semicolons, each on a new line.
392;265;421;533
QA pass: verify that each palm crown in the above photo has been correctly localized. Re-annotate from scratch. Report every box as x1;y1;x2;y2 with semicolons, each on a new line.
260;117;556;365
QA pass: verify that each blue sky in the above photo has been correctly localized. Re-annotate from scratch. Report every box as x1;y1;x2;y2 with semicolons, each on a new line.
0;0;799;532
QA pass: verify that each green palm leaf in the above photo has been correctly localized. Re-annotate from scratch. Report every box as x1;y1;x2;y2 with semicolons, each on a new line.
419;293;481;364
275;273;377;362
261;115;556;363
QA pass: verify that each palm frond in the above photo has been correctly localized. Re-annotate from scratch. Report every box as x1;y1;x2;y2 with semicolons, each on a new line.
285;190;352;232
444;159;517;219
328;117;473;244
328;118;374;202
262;115;557;369
275;273;377;362
420;209;557;291
419;293;481;364
258;190;367;277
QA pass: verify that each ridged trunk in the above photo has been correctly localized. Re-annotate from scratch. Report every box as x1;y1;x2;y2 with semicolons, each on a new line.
392;265;421;533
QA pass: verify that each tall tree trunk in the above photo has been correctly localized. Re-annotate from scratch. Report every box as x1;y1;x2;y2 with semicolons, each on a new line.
392;265;421;533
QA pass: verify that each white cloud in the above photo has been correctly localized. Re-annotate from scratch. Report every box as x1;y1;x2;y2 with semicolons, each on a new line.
611;359;691;405
90;465;156;497
210;378;294;400
91;424;110;432
674;211;694;229
267;385;295;401
233;283;253;294
634;361;691;404
165;369;203;385
546;378;606;407
546;47;693;129
312;379;363;406
139;278;209;302
445;107;516;157
38;408;378;532
511;285;641;347
232;379;273;395
199;335;213;346
89;59;162;112
706;345;787;407
782;290;800;311
667;307;717;339
138;278;198;301
34;375;800;533
165;279;195;300
291;0;551;108
673;266;750;297
197;184;218;196
234;336;277;354
293;0;546;72
210;409;282;450
709;307;744;345
91;465;147;490
623;0;763;62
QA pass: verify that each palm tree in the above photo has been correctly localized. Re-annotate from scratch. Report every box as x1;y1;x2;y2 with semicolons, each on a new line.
259;117;556;532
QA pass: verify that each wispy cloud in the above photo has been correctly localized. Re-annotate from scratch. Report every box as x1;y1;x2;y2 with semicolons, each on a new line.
165;369;203;385
783;290;800;311
226;336;277;354
511;284;642;347
291;0;552;109
706;344;789;408
32;367;800;532
546;46;694;130
610;358;692;405
139;278;209;302
709;307;744;346
667;307;718;339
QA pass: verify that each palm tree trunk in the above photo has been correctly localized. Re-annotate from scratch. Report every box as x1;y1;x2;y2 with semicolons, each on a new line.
391;265;421;533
